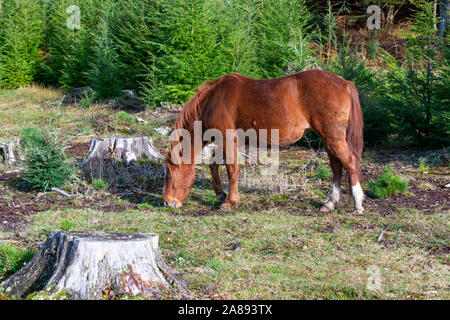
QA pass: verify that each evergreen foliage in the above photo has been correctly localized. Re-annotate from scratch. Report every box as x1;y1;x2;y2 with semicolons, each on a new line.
0;0;43;88
21;126;74;191
0;0;447;147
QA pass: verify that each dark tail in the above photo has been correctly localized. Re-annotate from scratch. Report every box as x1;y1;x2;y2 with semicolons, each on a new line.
346;81;364;160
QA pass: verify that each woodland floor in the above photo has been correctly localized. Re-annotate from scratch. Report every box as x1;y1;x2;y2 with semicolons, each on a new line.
0;86;448;299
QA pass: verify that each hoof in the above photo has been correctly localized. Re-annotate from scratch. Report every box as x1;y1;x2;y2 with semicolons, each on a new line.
220;200;236;212
220;203;231;212
354;208;365;215
218;192;227;202
320;201;334;213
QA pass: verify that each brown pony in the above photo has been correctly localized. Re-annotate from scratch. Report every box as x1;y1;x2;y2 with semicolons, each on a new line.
163;69;365;213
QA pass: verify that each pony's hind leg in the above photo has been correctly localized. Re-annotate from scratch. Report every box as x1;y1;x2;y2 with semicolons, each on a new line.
209;163;227;202
326;140;364;213
320;153;343;213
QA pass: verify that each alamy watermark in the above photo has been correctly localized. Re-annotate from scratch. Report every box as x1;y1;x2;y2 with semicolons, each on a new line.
367;5;381;30
67;5;81;30
168;121;280;175
366;265;382;293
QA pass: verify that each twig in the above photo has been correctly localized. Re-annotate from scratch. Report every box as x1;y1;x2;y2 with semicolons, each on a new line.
376;228;384;243
129;185;161;198
51;187;74;198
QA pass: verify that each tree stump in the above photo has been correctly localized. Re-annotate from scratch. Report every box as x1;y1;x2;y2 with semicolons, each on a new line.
62;87;94;105
0;231;191;300
0;139;20;165
80;136;163;171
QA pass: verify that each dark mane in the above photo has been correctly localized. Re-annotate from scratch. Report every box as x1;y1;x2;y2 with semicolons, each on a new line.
174;73;241;132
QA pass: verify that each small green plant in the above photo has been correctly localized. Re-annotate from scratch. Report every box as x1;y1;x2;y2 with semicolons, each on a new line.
0;243;35;278
314;163;332;180
368;165;408;199
21;126;74;191
92;178;108;190
138;203;152;210
117;177;126;185
117;111;134;123
418;157;429;173
78;89;96;108
314;190;327;198
58;219;74;231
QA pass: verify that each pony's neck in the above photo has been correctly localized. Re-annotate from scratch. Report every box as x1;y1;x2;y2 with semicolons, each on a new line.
169;124;205;165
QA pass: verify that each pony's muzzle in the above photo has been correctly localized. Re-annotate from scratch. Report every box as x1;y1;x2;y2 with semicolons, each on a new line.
163;200;181;208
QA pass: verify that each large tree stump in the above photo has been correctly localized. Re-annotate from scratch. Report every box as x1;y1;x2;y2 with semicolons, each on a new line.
0;231;191;300
80;136;163;171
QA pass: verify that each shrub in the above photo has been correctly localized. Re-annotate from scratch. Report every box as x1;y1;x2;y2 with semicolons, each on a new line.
368;166;408;199
380;1;449;147
21;127;74;191
418;157;429;173
0;243;35;278
92;178;108;190
78;90;96;109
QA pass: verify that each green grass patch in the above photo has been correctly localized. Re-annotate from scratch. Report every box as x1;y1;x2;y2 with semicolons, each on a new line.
138;203;152;210
0;243;35;279
314;164;332;180
117;111;134;123
58;218;74;231
92;178;108;190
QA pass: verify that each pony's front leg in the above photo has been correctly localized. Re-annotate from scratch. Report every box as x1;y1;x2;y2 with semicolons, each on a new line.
209;163;227;202
221;135;239;211
221;163;239;211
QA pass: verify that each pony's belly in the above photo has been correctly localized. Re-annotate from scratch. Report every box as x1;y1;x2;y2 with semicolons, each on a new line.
239;122;309;147
278;124;310;146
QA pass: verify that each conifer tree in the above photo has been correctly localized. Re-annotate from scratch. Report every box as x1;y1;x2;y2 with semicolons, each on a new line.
0;0;43;88
87;0;122;99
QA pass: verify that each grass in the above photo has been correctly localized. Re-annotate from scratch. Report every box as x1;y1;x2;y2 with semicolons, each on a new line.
0;243;35;279
92;178;108;190
117;111;134;123
314;163;332;180
368;166;409;199
0;86;448;300
21;206;449;299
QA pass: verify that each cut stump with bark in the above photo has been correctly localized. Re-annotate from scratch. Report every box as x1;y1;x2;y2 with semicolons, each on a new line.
0;139;20;165
80;136;163;172
0;231;191;300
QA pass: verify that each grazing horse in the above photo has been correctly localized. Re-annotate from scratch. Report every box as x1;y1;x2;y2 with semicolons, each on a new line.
163;69;364;213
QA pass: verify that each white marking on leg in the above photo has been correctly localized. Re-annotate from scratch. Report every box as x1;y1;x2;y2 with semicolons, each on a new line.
352;182;364;212
324;182;341;210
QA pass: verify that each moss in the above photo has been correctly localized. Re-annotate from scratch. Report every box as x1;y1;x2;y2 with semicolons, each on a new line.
25;288;71;300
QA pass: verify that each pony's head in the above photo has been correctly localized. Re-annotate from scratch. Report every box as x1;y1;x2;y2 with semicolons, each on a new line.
163;158;195;208
162;75;236;208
